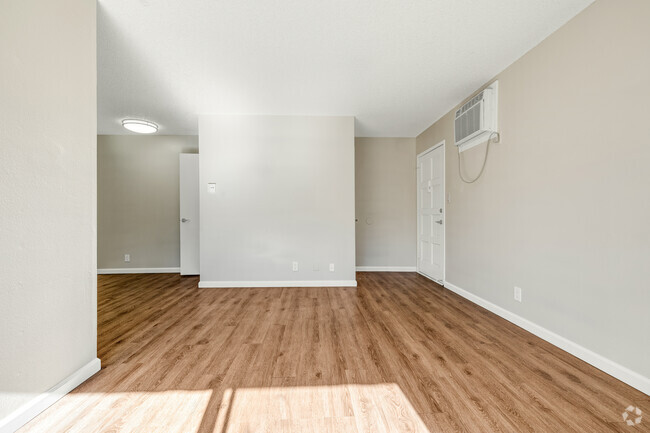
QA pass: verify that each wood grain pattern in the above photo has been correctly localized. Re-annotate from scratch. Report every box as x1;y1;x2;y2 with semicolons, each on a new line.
19;272;649;432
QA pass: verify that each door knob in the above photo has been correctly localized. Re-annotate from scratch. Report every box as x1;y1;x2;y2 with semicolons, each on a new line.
435;220;443;225
181;218;190;223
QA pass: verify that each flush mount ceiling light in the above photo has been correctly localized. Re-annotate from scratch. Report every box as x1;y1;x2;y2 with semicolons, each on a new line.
122;119;158;134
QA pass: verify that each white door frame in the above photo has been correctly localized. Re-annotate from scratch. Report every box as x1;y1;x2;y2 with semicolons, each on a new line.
416;140;445;284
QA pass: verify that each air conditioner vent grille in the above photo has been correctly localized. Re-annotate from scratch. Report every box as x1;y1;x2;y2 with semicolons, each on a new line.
455;91;485;118
455;103;482;144
453;82;498;152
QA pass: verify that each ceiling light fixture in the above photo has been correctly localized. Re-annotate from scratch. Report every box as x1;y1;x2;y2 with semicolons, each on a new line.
122;119;158;134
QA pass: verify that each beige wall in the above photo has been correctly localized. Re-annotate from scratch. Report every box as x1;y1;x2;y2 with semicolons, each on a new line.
98;135;198;270
355;138;416;268
417;0;650;381
0;0;97;422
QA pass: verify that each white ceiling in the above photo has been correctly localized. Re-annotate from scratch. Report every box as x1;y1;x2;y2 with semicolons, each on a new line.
98;0;593;137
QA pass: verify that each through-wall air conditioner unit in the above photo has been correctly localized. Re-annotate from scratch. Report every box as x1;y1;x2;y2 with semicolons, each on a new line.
454;81;498;152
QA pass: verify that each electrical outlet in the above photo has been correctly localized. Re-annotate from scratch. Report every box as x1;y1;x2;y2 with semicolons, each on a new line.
292;261;298;272
329;263;335;272
514;286;522;302
124;254;130;263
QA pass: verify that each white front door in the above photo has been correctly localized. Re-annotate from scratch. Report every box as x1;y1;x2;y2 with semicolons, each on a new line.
417;143;445;282
180;154;200;276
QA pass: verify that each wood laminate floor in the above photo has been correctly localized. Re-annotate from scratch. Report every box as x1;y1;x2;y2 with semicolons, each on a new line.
20;272;649;432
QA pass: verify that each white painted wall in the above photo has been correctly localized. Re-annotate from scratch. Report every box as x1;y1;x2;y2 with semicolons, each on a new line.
199;115;356;286
0;0;98;427
355;138;416;269
417;0;650;388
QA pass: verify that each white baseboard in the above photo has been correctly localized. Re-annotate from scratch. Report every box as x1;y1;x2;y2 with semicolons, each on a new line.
98;267;180;275
417;270;444;285
356;266;417;272
443;281;650;396
198;280;357;288
0;358;101;433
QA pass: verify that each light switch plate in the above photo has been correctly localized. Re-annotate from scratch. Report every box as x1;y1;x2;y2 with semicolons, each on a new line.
207;183;216;193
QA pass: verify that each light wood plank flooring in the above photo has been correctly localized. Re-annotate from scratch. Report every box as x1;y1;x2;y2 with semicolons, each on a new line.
20;272;649;432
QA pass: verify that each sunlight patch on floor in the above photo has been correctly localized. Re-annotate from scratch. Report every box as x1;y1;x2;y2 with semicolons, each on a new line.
216;384;430;433
19;390;213;433
20;384;431;433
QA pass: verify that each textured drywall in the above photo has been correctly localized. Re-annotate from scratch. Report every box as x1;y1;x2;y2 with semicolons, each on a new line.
416;0;650;379
97;135;198;270
0;0;97;420
355;138;416;268
199;115;356;284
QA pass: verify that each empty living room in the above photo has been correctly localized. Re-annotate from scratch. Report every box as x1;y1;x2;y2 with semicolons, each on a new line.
1;0;649;432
